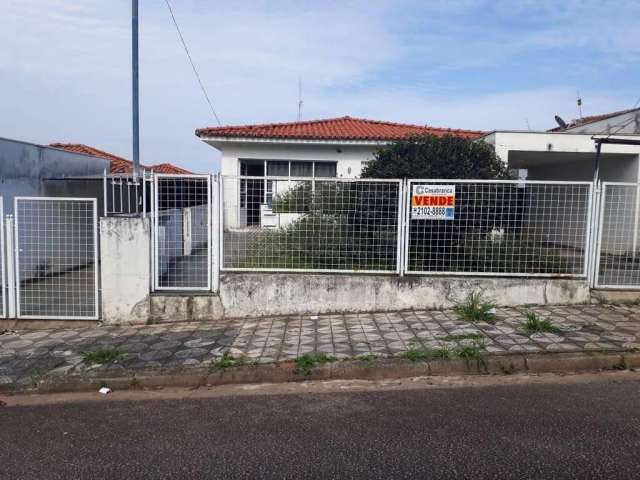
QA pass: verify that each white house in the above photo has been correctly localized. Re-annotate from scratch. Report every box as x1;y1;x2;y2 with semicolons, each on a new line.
196;116;482;228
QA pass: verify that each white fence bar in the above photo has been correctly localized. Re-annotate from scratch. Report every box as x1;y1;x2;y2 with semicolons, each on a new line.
404;179;593;278
220;175;402;274
594;182;640;289
14;197;99;320
5;216;15;319
0;198;5;318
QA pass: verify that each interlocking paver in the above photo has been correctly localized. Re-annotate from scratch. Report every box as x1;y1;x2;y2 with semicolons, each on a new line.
1;304;640;388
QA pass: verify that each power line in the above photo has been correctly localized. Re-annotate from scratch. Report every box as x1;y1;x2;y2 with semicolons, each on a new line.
164;0;222;126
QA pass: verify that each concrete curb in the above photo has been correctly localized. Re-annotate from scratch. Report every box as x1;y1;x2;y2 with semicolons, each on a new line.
3;351;640;395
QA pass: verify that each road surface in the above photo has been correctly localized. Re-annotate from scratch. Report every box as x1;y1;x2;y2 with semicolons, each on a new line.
2;373;640;479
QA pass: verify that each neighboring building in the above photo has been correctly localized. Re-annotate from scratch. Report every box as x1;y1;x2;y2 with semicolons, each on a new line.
196;116;483;227
548;107;640;135
50;143;192;174
481;108;640;183
0;136;110;215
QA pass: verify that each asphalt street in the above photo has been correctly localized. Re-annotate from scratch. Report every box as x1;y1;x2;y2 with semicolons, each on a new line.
2;375;640;479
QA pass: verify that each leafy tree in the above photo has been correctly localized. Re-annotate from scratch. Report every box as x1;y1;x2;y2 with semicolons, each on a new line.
361;134;509;180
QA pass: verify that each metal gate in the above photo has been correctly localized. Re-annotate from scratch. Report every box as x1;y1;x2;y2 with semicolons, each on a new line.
0;198;5;318
594;182;640;289
14;197;99;320
153;174;212;290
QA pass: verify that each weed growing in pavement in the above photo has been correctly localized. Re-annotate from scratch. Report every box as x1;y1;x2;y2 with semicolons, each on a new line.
294;353;337;375
455;339;488;369
400;345;450;362
81;348;125;366
355;354;379;362
209;352;247;371
523;311;561;334
453;291;497;324
438;332;484;342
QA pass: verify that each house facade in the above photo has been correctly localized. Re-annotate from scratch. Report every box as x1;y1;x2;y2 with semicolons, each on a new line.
196;116;482;228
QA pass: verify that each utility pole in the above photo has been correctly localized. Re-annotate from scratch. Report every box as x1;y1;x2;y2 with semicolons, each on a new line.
132;0;140;178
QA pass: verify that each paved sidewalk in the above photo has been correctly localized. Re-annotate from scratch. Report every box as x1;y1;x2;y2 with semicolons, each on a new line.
1;304;640;391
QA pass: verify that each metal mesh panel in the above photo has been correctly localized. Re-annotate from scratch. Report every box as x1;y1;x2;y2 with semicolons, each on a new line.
15;198;98;319
596;183;640;288
221;176;401;272
406;180;592;277
154;175;211;290
0;198;5;318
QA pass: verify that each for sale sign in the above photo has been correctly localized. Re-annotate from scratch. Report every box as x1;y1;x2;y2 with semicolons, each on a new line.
411;184;455;220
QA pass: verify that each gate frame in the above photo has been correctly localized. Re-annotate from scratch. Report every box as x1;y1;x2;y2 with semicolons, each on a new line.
13;197;99;320
153;173;212;291
403;179;594;278
593;181;640;289
0;197;5;318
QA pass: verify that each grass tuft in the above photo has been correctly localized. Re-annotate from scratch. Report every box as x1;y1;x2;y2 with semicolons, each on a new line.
523;311;561;334
81;348;124;366
209;352;247;371
453;291;497;324
400;345;450;362
294;353;337;375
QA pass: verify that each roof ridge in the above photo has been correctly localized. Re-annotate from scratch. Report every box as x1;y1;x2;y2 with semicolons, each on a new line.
196;116;484;137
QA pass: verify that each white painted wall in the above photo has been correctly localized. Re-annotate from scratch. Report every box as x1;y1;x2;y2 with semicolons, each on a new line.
100;217;150;325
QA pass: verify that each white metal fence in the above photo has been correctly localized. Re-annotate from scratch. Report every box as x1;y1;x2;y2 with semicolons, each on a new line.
404;180;593;277
103;171;151;217
594;182;640;288
14;197;99;320
220;175;402;273
0;198;5;318
153;174;212;290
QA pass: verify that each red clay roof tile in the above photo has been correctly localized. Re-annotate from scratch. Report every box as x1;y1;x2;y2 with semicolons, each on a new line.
49;143;192;174
195;116;484;141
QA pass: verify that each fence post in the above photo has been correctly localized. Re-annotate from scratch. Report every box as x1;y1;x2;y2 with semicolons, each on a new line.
212;174;220;292
5;216;16;319
589;181;603;288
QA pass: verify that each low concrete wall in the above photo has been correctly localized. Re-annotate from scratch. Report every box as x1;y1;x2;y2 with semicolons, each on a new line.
100;217;150;325
95;216;592;325
219;273;591;318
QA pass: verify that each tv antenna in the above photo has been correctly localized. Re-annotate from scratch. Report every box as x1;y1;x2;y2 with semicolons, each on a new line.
576;90;583;119
297;78;303;121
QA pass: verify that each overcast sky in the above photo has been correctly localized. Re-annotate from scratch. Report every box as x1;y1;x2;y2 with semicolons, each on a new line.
2;0;639;173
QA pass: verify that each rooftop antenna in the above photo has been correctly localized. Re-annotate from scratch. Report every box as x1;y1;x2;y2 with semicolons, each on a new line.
297;78;303;121
576;90;583;119
525;118;532;131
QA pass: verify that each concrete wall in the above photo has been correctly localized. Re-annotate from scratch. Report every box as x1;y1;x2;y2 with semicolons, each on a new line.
100;217;150;325
0;137;108;215
217;274;590;318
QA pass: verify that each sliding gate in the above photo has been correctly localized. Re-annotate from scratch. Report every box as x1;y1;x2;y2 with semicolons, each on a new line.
153;175;213;290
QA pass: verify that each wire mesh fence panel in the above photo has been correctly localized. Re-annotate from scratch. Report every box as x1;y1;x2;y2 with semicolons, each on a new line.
405;180;592;277
14;198;98;319
221;176;401;272
154;175;211;290
0;198;5;317
595;183;640;288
